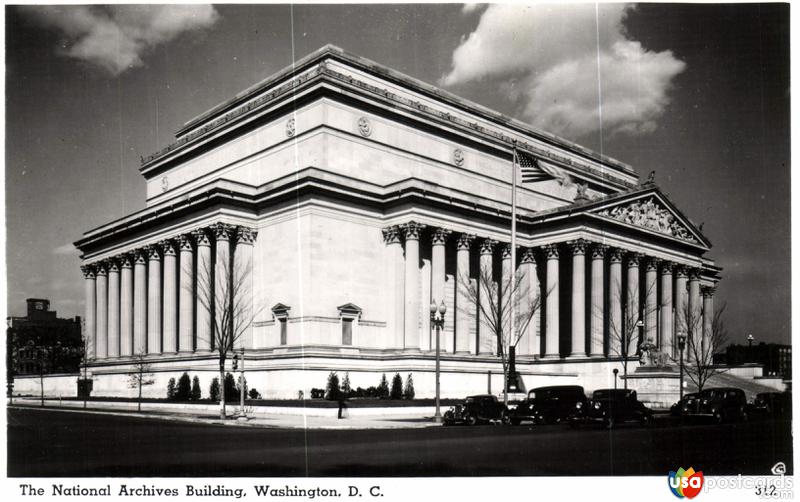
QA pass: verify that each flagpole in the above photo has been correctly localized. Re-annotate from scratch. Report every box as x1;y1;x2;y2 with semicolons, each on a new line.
510;139;518;399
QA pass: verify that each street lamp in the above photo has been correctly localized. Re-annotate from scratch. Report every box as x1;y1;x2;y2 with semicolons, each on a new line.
747;334;754;362
430;299;446;423
234;348;246;417
613;368;619;390
678;331;687;401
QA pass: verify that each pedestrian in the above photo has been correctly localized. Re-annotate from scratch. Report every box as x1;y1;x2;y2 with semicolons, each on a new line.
338;395;347;419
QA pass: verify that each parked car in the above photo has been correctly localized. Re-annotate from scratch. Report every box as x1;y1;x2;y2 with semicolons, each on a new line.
670;392;700;417
508;385;587;425
443;394;509;426
682;387;749;423
751;392;792;419
568;389;652;429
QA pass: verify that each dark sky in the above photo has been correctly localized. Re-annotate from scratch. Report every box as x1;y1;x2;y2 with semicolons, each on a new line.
5;4;790;346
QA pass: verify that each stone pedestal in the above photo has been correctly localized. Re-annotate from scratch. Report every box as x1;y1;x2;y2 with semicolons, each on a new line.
624;365;681;410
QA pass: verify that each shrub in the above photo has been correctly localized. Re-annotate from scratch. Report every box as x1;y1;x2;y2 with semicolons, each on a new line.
209;377;220;402
310;388;325;399
224;372;238;401
167;378;177;400
190;376;202;401
341;372;352;396
390;373;403;400
366;386;379;398
377;374;390;399
326;372;341;401
403;373;415;400
176;372;192;401
248;388;261;400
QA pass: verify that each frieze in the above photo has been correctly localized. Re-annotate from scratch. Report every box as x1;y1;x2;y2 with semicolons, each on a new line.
597;197;697;243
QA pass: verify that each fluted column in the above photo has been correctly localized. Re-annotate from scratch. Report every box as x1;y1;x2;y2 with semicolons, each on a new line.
236;227;258;349
589;244;606;357
543;244;560;358
95;263;108;359
675;266;688;361
626;253;641;351
455;234;474;354
133;250;148;354
569;239;587;357
146;245;162;354
478;238;496;354
702;286;715;358
178;236;194;353
687;269;701;359
119;255;133;357
81;266;97;360
402;222;425;351
161;240;178;354
644;257;659;344
383;227;405;349
106;260;120;358
214;223;235;352
194;229;212;352
518;248;539;356
608;249;623;356
431;228;451;351
660;262;674;357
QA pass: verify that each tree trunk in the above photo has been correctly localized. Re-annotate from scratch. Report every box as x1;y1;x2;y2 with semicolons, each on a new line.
138;377;142;412
219;368;226;419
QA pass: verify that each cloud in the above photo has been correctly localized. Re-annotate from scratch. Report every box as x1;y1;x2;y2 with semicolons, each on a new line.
53;243;77;255
441;4;686;139
20;5;219;75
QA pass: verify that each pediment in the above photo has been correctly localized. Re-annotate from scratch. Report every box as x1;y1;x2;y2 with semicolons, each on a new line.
591;194;703;245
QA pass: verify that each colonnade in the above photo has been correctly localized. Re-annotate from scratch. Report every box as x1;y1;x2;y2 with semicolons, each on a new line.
81;223;257;360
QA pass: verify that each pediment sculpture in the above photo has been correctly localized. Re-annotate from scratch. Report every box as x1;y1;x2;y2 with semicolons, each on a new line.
597;197;697;243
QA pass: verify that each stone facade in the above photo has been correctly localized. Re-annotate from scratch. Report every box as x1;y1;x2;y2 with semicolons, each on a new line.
74;46;721;400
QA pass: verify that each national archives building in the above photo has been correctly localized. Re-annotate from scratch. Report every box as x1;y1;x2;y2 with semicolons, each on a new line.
75;46;720;399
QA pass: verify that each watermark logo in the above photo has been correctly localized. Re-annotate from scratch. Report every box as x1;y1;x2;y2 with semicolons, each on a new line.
669;467;705;499
772;462;787;476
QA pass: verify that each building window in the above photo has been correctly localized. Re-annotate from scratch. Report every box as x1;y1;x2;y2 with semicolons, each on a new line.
271;303;291;346
337;303;362;347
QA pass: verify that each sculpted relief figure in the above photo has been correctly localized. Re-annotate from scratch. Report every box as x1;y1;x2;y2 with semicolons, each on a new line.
599;197;697;243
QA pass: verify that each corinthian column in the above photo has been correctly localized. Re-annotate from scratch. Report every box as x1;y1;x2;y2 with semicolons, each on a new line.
382;226;405;349
214;223;235;352
161;240;178;354
81;265;96;360
119;255;133;357
430;228;451;351
569;239;587;357
660;262;674;357
644;257;659;344
146;245;162;354
608;249;623;356
478;238;496;355
178;235;194;353
626;253;641;351
702;286;716;358
107;260;120;358
402;221;425;351
687;269;701;360
543;244;560;358
455;233;474;354
589;244;607;357
518;248;539;356
194;229;212;352
236;226;258;350
133;250;148;354
95;263;108;359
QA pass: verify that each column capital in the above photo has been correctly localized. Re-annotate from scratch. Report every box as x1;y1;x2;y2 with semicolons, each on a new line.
401;221;425;241
95;262;108;276
160;240;177;256
146;245;161;261
134;249;148;264
644;256;661;271
106;259;120;273
701;285;716;298
500;243;513;259
591;244;608;260
688;268;702;280
568;239;588;255
236;226;258;245
192;228;212;247
382;225;402;244
178;234;194;251
661;261;675;273
608;247;624;263
479;238;496;255
213;223;236;241
520;248;537;264
675;265;688;278
626;252;642;267
542;243;560;259
431;228;452;246
80;265;96;279
119;254;134;269
456;233;476;251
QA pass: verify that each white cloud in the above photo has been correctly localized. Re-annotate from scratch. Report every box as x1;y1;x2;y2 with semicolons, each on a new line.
20;5;219;76
52;243;77;255
441;4;685;139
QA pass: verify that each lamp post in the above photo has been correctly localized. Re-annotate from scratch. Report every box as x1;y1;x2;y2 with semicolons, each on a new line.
678;331;687;401
430;299;446;423
747;334;754;362
613;368;619;390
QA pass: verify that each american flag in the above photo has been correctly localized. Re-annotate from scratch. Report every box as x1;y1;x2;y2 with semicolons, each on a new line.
517;149;550;183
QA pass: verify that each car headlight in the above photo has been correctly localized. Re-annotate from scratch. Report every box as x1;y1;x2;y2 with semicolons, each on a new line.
594;402;602;410
575;402;583;409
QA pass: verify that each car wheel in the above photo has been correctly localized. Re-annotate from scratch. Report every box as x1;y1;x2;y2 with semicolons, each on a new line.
603;417;615;429
501;410;511;426
741;410;749;423
714;412;723;424
640;413;652;426
465;414;478;426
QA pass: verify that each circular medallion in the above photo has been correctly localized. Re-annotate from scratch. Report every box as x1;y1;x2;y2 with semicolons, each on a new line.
453;149;465;167
161;176;169;192
286;118;296;138
357;117;372;137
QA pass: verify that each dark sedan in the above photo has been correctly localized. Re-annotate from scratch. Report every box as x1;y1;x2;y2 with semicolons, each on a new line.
569;389;652;429
751;391;792;419
681;387;749;423
509;385;587;425
443;394;510;426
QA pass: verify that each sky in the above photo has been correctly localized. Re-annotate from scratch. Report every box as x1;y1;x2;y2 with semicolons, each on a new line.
5;3;791;346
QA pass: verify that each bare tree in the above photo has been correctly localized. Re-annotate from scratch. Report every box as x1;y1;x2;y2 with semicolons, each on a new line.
598;280;658;389
459;263;546;406
79;319;94;409
192;245;259;420
128;351;155;412
673;300;728;393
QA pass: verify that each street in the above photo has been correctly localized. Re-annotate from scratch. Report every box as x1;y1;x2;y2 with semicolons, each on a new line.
7;407;792;477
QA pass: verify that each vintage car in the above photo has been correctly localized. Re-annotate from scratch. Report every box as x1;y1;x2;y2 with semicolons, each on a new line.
508;385;587;425
750;391;792;419
568;389;653;429
681;387;749;423
670;392;700;417
443;394;510;426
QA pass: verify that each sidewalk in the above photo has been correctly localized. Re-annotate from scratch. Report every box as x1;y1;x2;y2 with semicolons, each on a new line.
9;398;444;430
